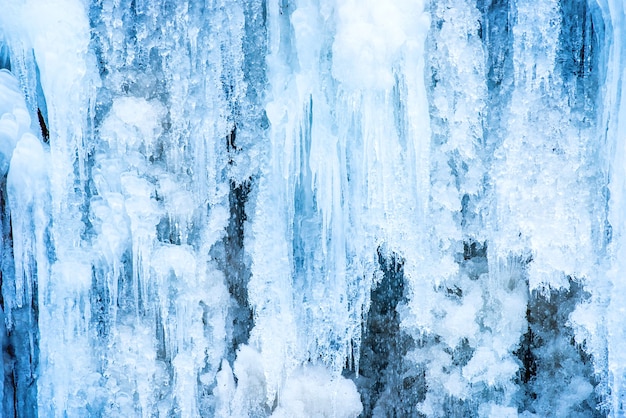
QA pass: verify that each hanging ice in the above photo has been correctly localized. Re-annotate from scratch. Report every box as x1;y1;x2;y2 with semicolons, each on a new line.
0;0;624;417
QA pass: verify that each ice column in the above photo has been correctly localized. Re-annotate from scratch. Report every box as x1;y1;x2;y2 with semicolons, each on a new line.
235;0;429;415
84;0;248;415
404;0;526;415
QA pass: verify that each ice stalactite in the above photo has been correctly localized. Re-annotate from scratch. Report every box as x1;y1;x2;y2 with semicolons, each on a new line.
84;0;258;415
1;0;263;415
0;67;43;418
227;0;429;415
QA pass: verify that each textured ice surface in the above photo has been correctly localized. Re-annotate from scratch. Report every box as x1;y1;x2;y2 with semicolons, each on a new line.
0;0;623;417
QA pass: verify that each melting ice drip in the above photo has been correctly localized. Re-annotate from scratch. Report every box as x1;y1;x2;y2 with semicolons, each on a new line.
0;0;624;417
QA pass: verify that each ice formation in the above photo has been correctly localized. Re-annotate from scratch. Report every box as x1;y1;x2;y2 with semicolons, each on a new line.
0;0;623;417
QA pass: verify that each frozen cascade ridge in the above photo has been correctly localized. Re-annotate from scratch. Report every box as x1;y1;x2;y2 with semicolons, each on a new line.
1;0;626;416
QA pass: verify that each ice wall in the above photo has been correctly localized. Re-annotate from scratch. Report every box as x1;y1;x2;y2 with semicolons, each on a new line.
604;0;626;415
0;0;623;417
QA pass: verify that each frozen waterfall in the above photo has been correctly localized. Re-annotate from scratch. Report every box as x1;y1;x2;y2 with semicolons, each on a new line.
0;0;624;416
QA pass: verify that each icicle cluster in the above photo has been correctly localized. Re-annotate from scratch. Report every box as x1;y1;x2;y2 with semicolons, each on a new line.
0;0;624;417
